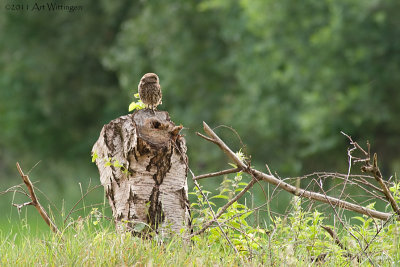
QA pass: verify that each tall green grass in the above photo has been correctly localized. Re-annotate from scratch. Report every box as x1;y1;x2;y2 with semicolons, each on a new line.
2;164;400;266
1;196;399;266
1;219;244;266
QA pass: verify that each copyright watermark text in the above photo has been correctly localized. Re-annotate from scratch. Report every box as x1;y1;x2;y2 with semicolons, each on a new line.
5;2;84;13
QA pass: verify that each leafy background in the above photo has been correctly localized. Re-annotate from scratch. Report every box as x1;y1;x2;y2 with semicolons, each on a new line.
1;0;399;231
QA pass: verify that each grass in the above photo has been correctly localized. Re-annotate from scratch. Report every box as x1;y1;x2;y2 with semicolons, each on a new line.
2;168;400;266
1;196;399;267
1;220;244;266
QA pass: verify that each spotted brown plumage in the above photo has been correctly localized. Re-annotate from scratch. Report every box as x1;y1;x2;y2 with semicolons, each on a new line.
138;73;162;111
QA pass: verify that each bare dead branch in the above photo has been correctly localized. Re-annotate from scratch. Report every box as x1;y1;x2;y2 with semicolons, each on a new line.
196;132;218;144
354;177;384;195
322;226;346;250
343;131;400;217
200;122;395;221
361;153;400;217
341;131;369;158
15;162;61;235
13;201;33;212
193;167;241;181
202;122;249;170
321;226;357;261
1;184;30;198
265;164;273;176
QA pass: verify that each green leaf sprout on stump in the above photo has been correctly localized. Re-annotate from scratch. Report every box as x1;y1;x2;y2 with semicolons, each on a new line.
128;93;145;112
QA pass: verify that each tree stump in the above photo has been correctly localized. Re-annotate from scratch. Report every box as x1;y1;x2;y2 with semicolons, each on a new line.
92;109;190;235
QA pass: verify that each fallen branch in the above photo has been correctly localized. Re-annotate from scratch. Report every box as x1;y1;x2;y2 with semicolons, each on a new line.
342;134;400;217
15;162;61;235
321;225;361;263
321;226;347;251
197;122;394;223
362;153;400;217
193;167;241;181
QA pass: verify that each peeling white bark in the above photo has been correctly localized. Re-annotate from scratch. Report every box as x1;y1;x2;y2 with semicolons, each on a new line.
92;109;190;235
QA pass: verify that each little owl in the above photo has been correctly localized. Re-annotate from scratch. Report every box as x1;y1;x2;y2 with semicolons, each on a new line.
138;73;162;111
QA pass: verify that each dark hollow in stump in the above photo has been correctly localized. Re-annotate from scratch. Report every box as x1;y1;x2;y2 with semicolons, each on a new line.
92;109;190;235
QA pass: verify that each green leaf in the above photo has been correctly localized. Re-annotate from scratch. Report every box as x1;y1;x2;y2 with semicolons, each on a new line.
128;102;139;112
91;151;98;163
219;188;232;195
240;211;254;220
228;163;237;168
230;221;241;228
128;100;145;111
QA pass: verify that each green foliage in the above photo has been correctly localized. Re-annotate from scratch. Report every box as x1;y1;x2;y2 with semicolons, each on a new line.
91;151;98;163
390;181;400;204
187;171;400;264
2;170;400;265
0;1;130;159
2;191;399;266
92;148;131;175
101;0;400;176
128;93;145;112
2;0;399;260
1;0;400;227
191;171;267;254
92;153;130;175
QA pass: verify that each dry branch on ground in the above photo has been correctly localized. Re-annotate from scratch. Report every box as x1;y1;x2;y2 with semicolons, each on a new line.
191;122;398;236
14;162;61;235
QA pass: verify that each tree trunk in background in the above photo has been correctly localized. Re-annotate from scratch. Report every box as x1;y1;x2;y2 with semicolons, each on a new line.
92;109;190;235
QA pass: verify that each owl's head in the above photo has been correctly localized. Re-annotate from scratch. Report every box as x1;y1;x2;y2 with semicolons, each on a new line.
140;73;159;84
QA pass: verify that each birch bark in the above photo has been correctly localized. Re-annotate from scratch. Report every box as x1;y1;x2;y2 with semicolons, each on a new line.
92;109;190;235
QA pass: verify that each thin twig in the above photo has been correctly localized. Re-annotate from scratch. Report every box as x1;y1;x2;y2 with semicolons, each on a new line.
27;160;42;175
172;141;244;264
341;131;369;157
191;178;257;236
340;131;356;208
202;122;248;170
362;214;396;254
193;168;241;181
343;132;400;217
192;178;243;262
1;184;30;198
322;225;352;257
353;177;384;195
200;122;394;221
13;201;33;212
15;162;61;235
196;132;218;144
315;179;373;265
362;153;400;217
63;184;102;225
